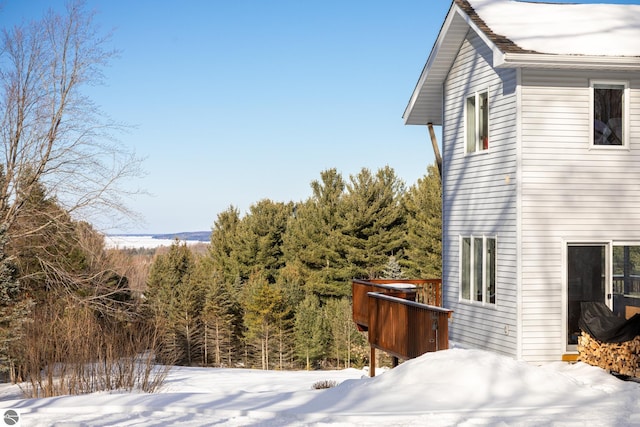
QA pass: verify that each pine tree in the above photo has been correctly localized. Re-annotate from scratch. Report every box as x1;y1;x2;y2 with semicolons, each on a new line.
325;297;365;368
198;259;238;367
283;169;351;298
382;255;406;280
403;164;442;278
0;224;33;380
293;294;326;370
145;240;197;365
174;262;205;366
8;173;132;316
8;173;77;298
241;273;289;369
234;200;293;284
342;166;407;279
209;206;241;286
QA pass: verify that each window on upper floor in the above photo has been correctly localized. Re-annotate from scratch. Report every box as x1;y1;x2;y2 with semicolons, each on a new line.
461;235;496;305
465;91;489;154
592;81;628;147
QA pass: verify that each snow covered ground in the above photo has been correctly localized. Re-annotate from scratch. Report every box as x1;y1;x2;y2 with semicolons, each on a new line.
1;348;640;426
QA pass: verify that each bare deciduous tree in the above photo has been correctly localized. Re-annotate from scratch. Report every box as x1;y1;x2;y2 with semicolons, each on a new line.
0;3;149;390
0;0;143;237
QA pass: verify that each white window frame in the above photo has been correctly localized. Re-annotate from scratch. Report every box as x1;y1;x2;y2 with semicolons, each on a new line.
460;235;496;305
589;80;629;149
464;90;489;154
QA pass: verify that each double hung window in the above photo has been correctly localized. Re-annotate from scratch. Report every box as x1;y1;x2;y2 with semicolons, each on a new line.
465;91;489;153
461;236;496;304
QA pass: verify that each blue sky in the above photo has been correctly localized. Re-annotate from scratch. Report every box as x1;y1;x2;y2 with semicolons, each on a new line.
2;0;639;234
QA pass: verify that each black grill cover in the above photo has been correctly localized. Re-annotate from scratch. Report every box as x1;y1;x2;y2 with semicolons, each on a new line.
579;302;640;343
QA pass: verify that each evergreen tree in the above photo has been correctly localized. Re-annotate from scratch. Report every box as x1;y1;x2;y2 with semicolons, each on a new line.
198;259;239;367
342;166;407;279
234;200;293;284
8;173;78;298
0;224;33;380
8;174;132;317
293;294;326;370
209;206;241;286
274;265;304;370
145;241;197;365
273;291;295;370
241;273;289;369
325;297;365;368
174;260;205;366
382;255;406;280
275;264;305;309
402;164;442;278
283;169;351;297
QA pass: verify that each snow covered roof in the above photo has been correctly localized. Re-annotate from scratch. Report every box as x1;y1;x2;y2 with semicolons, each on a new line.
468;0;640;57
404;0;640;126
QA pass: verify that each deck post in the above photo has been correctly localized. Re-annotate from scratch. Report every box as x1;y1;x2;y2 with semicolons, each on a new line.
370;346;376;377
427;122;442;178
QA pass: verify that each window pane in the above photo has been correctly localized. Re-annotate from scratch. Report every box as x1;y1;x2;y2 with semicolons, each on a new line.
612;245;640;318
474;237;483;302
479;92;488;150
466;96;476;153
462;238;471;300
486;238;496;304
594;84;624;145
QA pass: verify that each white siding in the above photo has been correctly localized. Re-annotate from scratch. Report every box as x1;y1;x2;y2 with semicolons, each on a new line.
442;30;519;357
520;69;640;362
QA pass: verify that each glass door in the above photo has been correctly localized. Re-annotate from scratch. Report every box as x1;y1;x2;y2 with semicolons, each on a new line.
566;244;609;348
612;245;640;319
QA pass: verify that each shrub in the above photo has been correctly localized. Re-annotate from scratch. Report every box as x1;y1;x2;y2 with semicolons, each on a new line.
312;379;337;390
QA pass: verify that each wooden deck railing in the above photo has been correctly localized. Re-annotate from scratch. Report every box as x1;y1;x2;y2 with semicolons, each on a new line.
351;278;452;376
368;293;452;360
352;279;419;331
357;278;442;305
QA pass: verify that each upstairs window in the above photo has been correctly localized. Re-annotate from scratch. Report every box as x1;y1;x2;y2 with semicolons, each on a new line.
592;81;628;147
461;235;496;305
465;91;489;153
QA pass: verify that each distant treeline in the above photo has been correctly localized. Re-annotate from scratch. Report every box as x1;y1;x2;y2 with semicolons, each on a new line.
142;164;442;370
112;232;212;242
151;231;211;242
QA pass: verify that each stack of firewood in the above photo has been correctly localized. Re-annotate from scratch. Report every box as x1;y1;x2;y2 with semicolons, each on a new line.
577;331;640;377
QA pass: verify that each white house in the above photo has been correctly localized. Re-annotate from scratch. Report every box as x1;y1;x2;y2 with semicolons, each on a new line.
403;0;640;362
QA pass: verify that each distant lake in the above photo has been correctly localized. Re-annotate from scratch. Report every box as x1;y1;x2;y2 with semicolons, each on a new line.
104;235;207;249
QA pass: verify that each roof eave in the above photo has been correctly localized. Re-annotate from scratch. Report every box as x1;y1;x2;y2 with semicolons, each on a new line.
496;52;640;70
403;1;504;126
403;2;462;126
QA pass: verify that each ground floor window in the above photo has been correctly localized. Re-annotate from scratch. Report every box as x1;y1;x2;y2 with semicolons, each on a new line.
461;235;496;304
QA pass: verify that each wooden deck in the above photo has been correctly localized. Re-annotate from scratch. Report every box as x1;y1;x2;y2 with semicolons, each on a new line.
352;279;452;376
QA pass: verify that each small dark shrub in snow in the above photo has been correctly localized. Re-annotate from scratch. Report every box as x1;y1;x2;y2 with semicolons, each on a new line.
312;380;337;390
